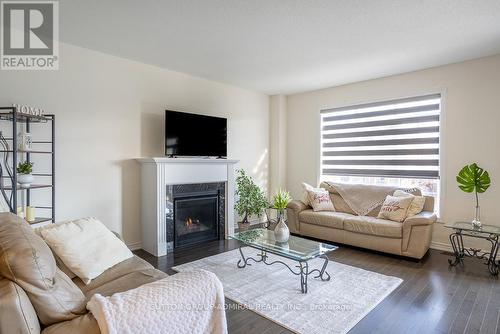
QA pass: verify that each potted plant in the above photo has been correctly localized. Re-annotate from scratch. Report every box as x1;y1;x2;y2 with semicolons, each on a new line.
272;189;292;243
456;162;491;227
17;161;34;188
235;169;269;224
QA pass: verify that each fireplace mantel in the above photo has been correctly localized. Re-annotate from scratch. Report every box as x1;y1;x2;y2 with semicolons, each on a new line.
137;157;239;256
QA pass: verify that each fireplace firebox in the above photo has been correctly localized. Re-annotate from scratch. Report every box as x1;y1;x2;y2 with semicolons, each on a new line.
166;183;225;250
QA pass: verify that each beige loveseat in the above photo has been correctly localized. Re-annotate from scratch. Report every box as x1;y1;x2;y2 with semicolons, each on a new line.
0;213;168;334
287;182;437;259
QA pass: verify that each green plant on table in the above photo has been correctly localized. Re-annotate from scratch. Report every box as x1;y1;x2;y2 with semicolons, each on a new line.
456;162;491;223
17;161;33;174
235;169;269;224
272;189;292;215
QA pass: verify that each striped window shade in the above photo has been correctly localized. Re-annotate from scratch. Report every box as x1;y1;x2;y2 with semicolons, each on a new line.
320;94;441;179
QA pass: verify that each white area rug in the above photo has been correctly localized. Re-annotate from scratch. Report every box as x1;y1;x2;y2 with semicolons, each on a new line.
172;248;402;334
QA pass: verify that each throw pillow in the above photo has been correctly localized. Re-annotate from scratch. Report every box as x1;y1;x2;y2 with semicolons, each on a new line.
377;195;414;222
307;188;335;212
393;190;425;217
301;182;322;206
39;217;133;284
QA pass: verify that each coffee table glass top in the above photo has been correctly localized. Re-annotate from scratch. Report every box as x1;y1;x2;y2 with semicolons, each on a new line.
444;222;500;235
231;228;337;261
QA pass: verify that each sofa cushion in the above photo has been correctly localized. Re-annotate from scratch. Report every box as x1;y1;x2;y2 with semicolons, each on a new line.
344;216;403;238
82;269;168;300
0;278;40;334
299;210;352;229
0;213;86;326
73;255;155;294
42;314;100;334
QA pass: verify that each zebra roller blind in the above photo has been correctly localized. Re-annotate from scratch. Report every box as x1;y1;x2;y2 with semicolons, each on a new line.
321;94;441;179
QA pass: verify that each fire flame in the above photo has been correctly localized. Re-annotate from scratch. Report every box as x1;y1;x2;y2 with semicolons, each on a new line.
186;218;193;227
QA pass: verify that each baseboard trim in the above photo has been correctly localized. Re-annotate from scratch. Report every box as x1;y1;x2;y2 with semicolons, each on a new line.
127;241;142;251
430;241;452;252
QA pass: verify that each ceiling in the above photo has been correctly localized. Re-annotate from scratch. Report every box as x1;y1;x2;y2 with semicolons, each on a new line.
60;0;500;95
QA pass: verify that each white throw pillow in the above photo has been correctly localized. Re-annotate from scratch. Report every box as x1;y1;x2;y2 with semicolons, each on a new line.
393;190;425;217
301;182;322;206
39;217;133;284
377;195;413;222
307;188;335;212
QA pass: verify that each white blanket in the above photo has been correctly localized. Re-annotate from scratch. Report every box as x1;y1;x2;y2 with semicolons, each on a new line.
87;270;227;334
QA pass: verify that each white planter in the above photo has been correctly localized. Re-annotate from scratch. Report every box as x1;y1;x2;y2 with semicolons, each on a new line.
17;174;34;188
274;215;290;243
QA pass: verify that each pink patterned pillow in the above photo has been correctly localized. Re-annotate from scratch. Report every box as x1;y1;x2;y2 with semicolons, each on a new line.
307;188;335;212
377;195;413;222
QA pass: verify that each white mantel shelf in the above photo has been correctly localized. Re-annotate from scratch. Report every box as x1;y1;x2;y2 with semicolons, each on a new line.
137;157;239;257
137;157;239;164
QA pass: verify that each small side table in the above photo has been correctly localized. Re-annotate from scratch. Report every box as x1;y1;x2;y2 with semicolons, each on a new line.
444;222;499;276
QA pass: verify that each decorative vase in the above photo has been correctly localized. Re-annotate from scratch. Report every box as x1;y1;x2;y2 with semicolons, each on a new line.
274;212;290;243
18;132;32;151
472;206;481;228
17;174;34;188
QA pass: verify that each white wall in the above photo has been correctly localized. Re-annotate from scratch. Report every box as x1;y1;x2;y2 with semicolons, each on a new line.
269;95;287;196
285;54;500;249
0;42;269;247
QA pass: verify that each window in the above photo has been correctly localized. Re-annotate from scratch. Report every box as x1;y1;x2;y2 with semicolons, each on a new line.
320;94;441;213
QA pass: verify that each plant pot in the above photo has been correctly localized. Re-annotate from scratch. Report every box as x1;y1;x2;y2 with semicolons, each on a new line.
17;173;34;188
274;214;290;243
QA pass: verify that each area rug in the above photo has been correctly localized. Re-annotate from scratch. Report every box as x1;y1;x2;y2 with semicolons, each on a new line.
172;248;402;334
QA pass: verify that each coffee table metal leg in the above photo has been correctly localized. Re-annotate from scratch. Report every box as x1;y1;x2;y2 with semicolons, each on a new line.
299;261;309;294
237;246;248;268
448;232;464;266
487;237;499;276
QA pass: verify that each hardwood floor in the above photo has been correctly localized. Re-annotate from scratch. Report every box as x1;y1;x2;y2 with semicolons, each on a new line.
135;240;499;334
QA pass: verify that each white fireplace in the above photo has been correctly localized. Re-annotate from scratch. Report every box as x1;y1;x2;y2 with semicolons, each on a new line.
137;157;239;256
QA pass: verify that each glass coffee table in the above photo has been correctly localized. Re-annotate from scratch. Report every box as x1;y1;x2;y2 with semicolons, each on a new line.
445;222;500;275
231;228;337;293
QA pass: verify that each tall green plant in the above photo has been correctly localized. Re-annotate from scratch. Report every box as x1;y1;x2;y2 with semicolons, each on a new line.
456;162;491;209
235;169;269;223
272;189;292;214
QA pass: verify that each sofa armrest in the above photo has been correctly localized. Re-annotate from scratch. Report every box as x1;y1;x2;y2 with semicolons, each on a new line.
286;200;309;234
0;278;41;334
401;211;436;256
403;211;437;227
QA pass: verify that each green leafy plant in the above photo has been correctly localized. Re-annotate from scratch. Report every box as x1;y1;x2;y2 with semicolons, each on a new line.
235;169;269;224
272;189;292;214
17;161;33;174
456;163;491;209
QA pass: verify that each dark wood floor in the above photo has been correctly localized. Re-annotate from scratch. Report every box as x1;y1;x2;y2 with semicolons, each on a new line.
135;240;499;334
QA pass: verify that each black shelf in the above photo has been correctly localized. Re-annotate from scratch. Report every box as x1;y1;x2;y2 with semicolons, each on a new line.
0;107;55;225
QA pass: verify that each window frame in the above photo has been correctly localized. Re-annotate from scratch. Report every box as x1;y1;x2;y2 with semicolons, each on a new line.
316;91;446;220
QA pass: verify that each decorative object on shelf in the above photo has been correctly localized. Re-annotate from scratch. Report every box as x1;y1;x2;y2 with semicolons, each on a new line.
17;131;32;151
25;206;35;222
17;161;34;188
235;169;269;224
12;103;45;117
273;189;292;243
456;163;491;227
16;206;24;218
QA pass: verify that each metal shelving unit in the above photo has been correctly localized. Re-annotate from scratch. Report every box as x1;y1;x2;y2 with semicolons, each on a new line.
0;107;55;225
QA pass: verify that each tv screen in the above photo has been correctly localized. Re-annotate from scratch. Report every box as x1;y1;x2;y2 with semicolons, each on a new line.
165;110;227;157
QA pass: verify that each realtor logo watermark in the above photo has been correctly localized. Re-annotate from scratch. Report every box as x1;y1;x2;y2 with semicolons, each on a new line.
1;1;58;70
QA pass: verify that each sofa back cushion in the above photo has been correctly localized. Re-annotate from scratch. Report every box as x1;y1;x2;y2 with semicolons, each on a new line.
0;213;85;326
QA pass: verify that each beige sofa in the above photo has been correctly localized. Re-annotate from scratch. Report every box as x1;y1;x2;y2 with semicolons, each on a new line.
287;182;437;259
0;213;169;334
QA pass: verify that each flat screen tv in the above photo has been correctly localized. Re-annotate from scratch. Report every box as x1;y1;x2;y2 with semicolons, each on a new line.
165;110;227;158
